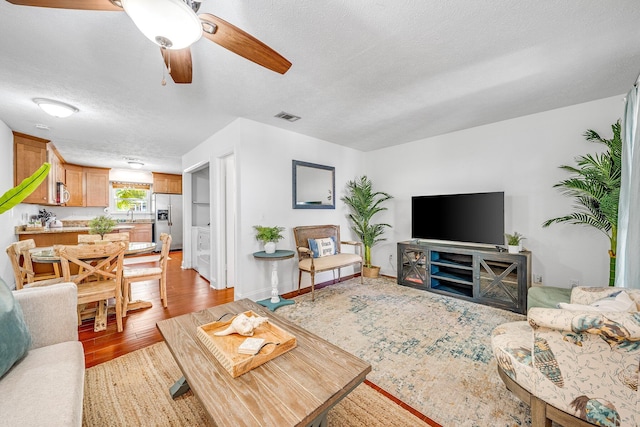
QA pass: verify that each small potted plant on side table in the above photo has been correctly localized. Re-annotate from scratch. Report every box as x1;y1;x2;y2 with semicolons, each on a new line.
505;232;525;254
88;215;117;241
254;225;285;254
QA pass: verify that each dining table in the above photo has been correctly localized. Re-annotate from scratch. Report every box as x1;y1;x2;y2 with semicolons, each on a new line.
29;241;157;263
29;242;158;331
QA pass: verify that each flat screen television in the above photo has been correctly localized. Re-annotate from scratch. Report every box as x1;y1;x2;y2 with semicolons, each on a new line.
411;192;505;245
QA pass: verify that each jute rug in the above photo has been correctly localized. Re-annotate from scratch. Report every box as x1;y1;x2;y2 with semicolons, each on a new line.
83;341;433;427
277;277;530;427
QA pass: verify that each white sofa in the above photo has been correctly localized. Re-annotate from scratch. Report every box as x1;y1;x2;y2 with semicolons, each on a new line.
0;282;85;426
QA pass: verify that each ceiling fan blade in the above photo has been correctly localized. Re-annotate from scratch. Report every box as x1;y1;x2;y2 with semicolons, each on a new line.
6;0;122;10
199;13;291;75
161;47;193;84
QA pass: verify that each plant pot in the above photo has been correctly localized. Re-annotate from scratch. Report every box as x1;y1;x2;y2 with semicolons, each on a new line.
363;265;380;278
264;242;276;254
508;245;520;254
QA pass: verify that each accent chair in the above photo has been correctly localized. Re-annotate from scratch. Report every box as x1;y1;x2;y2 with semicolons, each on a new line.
293;225;363;301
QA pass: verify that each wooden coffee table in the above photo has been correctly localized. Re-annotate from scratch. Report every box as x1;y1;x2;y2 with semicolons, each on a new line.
157;299;371;427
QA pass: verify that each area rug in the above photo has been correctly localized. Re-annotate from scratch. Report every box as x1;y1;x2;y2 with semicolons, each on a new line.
277;277;531;427
82;341;433;427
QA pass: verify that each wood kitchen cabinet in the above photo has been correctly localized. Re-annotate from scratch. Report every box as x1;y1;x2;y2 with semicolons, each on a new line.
13;132;64;205
65;165;84;207
84;167;109;206
128;223;153;242
153;172;182;194
65;165;110;207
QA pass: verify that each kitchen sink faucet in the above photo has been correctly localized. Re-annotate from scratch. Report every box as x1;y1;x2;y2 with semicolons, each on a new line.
128;208;134;222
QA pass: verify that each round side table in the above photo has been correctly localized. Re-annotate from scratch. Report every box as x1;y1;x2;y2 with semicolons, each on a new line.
253;250;295;311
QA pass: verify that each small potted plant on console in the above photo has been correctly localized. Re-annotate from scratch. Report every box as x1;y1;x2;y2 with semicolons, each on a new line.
341;175;393;278
505;231;525;254
254;225;285;254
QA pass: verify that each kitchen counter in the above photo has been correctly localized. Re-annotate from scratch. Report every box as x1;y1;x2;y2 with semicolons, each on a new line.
15;219;154;235
16;224;135;235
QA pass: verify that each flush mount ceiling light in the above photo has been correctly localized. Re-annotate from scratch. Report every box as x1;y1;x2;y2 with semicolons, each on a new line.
33;98;79;118
119;0;203;50
127;160;145;169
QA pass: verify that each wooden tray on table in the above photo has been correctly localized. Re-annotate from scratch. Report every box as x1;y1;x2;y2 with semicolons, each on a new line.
196;310;297;378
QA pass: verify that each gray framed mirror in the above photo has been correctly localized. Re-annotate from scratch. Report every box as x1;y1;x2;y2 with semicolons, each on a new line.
292;160;335;209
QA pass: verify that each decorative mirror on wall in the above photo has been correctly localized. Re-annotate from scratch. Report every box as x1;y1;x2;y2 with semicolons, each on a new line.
292;160;335;209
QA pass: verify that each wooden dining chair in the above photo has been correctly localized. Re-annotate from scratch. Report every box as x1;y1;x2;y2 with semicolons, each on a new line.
122;233;172;317
6;239;63;289
57;241;126;332
78;232;130;243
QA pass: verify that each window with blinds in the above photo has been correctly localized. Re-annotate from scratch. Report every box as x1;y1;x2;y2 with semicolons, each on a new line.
111;182;151;213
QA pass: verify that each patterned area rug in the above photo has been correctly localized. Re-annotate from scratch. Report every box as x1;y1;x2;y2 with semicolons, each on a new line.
277;277;531;427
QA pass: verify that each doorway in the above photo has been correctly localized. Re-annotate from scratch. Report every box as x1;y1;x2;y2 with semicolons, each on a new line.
219;153;236;288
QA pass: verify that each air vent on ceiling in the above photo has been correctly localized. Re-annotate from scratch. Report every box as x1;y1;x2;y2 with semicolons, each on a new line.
274;111;301;122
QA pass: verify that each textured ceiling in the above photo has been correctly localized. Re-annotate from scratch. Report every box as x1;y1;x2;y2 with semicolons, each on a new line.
1;1;639;174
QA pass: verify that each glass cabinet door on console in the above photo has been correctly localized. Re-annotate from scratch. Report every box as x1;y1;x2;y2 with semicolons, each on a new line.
398;245;427;287
475;254;528;313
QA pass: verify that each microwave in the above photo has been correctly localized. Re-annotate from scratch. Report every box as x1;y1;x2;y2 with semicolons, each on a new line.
56;182;70;204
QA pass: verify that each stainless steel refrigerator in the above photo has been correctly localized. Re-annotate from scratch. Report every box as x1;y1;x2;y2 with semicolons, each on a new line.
153;194;183;251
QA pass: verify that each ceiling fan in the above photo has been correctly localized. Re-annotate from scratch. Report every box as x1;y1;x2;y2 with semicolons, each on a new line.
6;0;292;84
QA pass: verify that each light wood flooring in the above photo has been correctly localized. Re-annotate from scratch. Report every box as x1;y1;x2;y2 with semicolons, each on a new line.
80;251;233;368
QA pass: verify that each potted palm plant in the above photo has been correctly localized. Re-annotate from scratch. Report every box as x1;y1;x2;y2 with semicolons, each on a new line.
341;175;393;278
254;225;285;254
543;120;621;286
88;215;117;241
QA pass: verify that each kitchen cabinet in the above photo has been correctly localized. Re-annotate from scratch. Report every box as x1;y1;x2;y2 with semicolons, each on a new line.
153;172;182;194
65;165;110;207
65;165;84;207
13;132;64;205
127;223;153;242
84;167;109;206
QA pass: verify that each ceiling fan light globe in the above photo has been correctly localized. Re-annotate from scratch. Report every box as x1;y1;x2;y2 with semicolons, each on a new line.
121;0;202;50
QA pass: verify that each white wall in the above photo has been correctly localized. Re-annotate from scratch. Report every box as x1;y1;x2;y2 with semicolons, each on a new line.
0;121;40;287
0;119;14;286
183;118;364;300
366;95;626;288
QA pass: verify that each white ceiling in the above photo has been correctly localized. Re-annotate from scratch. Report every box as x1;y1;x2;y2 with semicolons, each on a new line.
1;1;639;174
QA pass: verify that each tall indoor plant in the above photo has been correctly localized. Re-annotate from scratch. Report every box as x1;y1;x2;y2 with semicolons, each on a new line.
341;175;393;278
543;120;621;286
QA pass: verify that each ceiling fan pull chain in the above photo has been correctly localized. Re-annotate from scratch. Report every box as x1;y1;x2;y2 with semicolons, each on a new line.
161;47;171;86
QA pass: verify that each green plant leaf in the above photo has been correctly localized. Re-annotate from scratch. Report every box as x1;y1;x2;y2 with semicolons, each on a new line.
0;163;51;215
88;215;117;237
